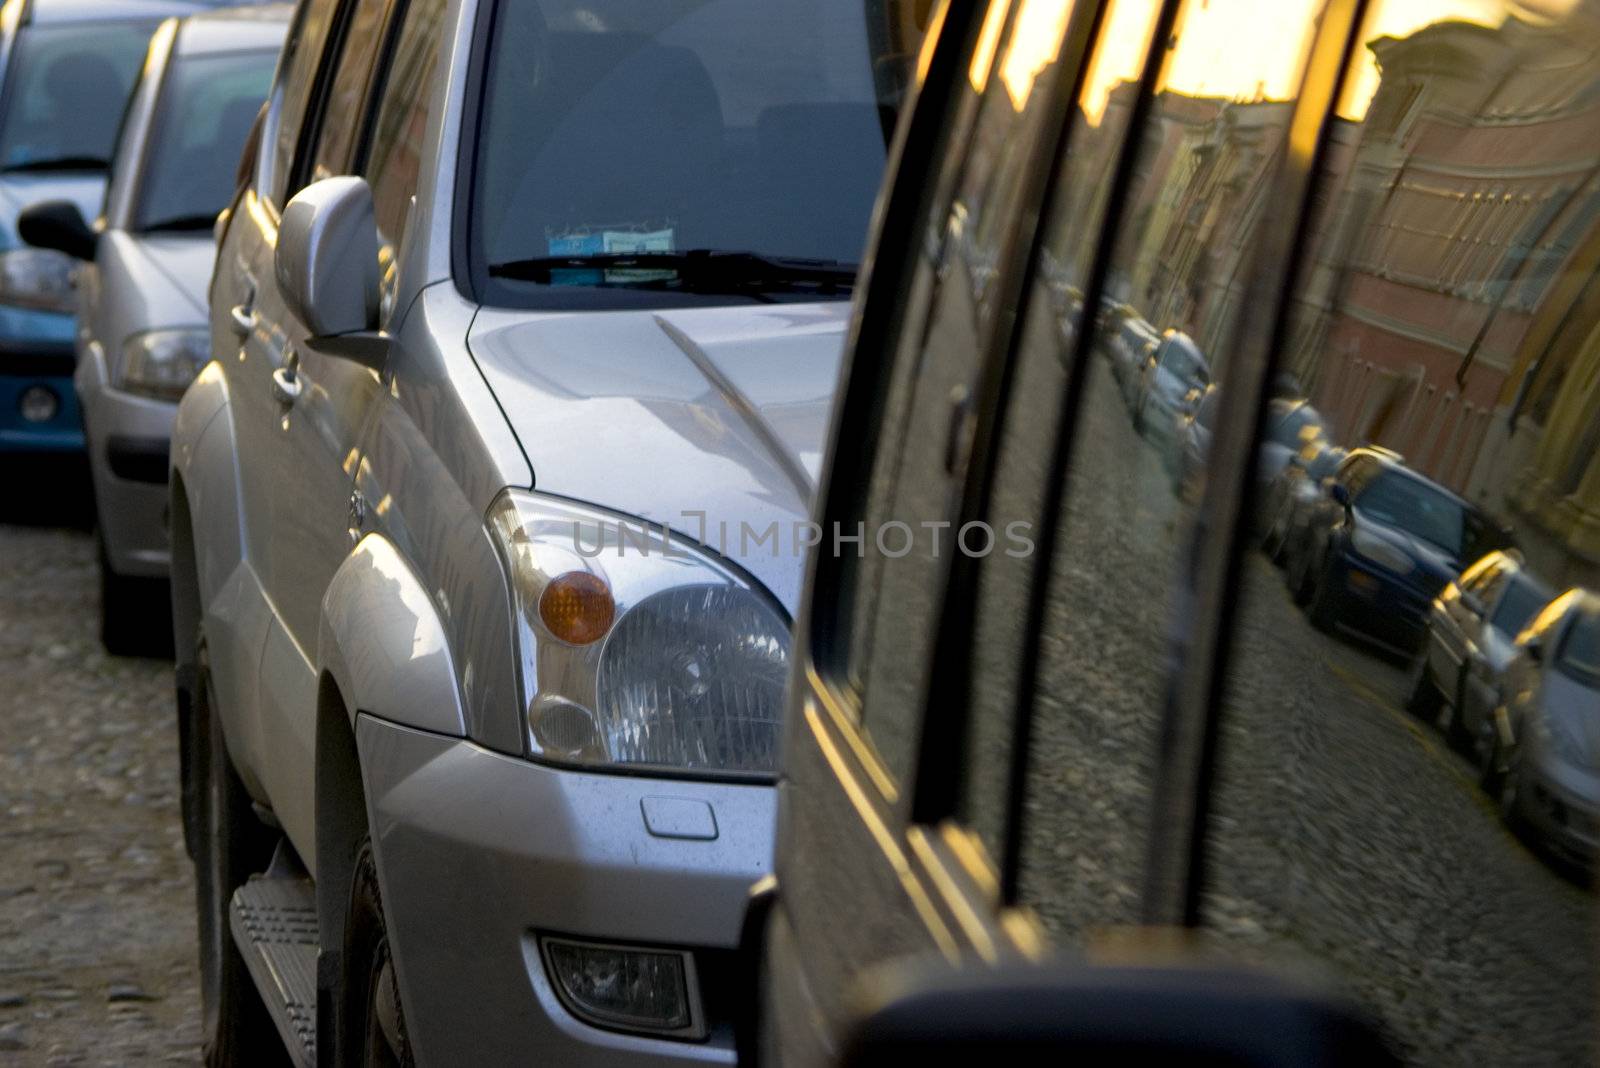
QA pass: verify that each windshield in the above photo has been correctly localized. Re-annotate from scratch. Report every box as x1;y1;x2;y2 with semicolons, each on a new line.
1354;470;1469;555
134;50;276;231
0;22;156;172
1492;577;1548;637
470;0;916;307
1558;611;1600;688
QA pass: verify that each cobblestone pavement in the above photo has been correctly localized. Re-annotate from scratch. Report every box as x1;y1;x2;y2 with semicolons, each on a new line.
0;471;200;1065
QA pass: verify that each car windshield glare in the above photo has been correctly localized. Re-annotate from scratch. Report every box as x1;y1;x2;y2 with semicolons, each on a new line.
1354;470;1467;555
0;22;155;173
1559;611;1600;688
470;0;911;305
134;50;276;233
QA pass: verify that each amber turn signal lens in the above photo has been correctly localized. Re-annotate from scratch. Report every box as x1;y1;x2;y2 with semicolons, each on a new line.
539;571;615;645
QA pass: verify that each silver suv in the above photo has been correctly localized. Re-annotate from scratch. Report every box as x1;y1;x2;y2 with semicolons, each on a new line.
170;0;915;1063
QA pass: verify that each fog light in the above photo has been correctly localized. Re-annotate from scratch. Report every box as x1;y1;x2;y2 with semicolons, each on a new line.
18;385;57;423
541;937;701;1038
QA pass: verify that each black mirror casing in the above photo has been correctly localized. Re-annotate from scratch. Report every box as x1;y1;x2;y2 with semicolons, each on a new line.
18;200;96;261
839;963;1399;1067
1328;482;1352;507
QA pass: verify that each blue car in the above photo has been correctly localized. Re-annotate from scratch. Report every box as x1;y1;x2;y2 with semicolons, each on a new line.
0;1;200;458
1284;447;1504;656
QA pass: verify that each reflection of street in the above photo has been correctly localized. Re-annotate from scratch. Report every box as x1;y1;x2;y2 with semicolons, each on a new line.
1037;355;1592;1066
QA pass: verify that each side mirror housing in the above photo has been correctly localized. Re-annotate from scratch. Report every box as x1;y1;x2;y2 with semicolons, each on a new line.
1328;482;1351;508
18;200;96;261
839;962;1397;1066
276;176;380;341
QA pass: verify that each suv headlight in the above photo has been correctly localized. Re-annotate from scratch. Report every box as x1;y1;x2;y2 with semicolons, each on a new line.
1351;528;1414;574
489;491;790;777
0;248;76;313
115;328;210;400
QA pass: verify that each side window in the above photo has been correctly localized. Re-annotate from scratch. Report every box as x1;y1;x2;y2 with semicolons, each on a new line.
1206;0;1600;1062
362;0;448;282
831;0;1076;787
267;0;342;207
303;0;403;184
989;0;1322;941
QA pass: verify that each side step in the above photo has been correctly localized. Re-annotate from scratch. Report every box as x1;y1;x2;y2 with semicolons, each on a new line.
230;876;319;1067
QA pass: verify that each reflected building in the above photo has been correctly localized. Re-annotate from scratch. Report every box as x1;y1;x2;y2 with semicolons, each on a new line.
1292;4;1600;589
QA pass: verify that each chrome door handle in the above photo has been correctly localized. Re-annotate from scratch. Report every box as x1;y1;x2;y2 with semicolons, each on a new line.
271;363;302;407
229;304;256;338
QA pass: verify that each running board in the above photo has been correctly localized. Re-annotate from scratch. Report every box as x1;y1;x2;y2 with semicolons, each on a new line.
230;876;319;1066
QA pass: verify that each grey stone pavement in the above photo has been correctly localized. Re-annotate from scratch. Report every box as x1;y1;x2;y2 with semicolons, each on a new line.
0;470;199;1065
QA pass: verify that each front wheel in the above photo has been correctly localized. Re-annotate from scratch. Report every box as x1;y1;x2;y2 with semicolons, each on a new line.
192;638;285;1066
1405;654;1441;720
340;840;414;1068
97;534;172;658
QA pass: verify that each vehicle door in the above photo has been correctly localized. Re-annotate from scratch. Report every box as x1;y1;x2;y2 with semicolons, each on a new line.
208;0;344;786
761;0;1408;1062
242;0;409;853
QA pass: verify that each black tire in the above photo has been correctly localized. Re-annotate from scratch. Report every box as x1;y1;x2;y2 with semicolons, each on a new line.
1477;721;1505;798
1443;668;1475;751
192;638;286;1067
98;534;174;658
1405;654;1441;720
1287;542;1314;605
340;841;414;1068
1306;558;1340;631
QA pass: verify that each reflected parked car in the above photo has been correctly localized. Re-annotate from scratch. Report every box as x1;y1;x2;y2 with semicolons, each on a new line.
0;0;198;460
20;5;284;653
1259;396;1329;486
1408;549;1551;750
1133;328;1209;450
1284;447;1498;654
1260;440;1347;559
1170;382;1217;498
1482;591;1600;869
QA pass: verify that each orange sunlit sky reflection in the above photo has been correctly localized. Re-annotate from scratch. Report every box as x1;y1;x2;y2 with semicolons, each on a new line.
1077;0;1573;124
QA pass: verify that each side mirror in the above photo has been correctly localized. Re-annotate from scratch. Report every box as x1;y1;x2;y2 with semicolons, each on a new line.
18;200;96;261
1328;482;1351;508
840;962;1397;1066
276;176;381;358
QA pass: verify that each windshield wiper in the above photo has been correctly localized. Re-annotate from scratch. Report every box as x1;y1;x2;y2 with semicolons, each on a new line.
141;214;217;234
0;155;108;174
487;249;856;294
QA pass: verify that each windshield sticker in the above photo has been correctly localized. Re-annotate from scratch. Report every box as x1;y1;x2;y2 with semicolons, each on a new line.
547;225;676;284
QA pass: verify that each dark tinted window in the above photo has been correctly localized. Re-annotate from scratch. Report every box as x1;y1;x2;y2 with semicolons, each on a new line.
304;0;400;184
268;0;341;206
135;51;277;231
1560;611;1600;687
470;0;906;307
0;22;156;172
1492;575;1548;636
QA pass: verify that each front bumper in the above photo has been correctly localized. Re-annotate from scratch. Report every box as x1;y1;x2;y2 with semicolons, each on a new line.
1324;551;1435;653
356;715;773;1066
75;344;175;577
1514;757;1600;869
0;339;81;453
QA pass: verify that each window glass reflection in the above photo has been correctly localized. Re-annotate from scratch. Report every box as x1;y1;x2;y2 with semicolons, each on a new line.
1208;1;1600;1062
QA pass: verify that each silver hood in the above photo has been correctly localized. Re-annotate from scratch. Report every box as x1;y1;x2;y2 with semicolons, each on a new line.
467;302;851;612
0;173;105;239
123;234;214;321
